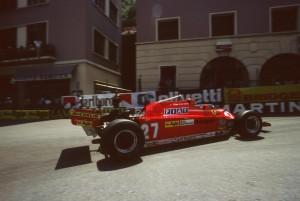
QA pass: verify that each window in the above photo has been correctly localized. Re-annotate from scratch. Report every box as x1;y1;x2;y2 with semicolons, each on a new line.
27;22;47;46
271;6;299;32
109;41;118;63
28;0;47;6
157;18;179;41
211;12;236;37
94;30;105;56
0;28;17;49
94;0;105;11
109;1;118;25
159;66;176;91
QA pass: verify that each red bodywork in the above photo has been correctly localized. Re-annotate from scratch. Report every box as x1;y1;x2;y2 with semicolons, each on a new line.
135;100;234;147
71;99;235;147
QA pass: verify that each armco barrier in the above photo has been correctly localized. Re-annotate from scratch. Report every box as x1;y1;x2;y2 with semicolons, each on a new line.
223;84;300;116
223;101;300;116
224;84;300;104
0;110;70;121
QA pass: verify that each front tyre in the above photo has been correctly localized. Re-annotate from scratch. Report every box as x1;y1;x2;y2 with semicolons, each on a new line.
236;111;262;138
102;119;145;159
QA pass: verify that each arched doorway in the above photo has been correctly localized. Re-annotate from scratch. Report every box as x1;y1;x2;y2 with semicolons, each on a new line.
260;53;300;85
200;56;249;89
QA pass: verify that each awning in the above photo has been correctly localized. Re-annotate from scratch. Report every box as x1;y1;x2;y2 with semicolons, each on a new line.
94;80;132;93
13;65;75;82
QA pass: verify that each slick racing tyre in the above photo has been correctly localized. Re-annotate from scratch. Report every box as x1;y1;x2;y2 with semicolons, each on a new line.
236;110;262;138
102;119;145;159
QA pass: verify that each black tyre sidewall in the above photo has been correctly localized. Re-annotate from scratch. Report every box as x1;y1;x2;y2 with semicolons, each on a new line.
237;111;262;138
103;119;144;159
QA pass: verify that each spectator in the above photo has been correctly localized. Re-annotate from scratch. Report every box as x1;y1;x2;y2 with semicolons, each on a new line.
44;97;52;106
38;97;45;107
4;97;13;109
24;98;31;109
64;102;71;110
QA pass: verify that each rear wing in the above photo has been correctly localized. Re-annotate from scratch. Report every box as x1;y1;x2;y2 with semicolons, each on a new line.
70;107;128;128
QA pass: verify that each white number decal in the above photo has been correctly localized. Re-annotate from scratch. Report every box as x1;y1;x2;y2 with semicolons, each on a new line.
141;122;159;139
150;123;159;139
141;123;149;140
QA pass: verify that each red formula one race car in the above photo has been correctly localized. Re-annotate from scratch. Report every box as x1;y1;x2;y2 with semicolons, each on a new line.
71;95;266;159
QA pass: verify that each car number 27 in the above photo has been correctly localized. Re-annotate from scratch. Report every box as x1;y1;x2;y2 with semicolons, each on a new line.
141;122;159;140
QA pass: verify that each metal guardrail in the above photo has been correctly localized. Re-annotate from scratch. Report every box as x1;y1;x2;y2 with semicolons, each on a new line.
0;109;70;121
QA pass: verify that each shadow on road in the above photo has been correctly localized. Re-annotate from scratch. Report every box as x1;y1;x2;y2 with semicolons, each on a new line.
234;136;265;141
142;135;231;157
97;157;143;171
96;135;230;171
55;146;92;170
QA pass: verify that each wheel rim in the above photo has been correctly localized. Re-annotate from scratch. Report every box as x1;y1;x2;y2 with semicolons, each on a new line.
113;129;138;154
245;116;260;134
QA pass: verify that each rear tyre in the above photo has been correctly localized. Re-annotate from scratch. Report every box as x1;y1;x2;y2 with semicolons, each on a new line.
236;111;262;138
102;119;145;159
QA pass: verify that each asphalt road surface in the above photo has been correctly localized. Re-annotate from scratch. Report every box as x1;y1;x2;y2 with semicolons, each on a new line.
0;117;300;201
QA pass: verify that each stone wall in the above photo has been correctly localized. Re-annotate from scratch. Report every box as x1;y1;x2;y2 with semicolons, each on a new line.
136;32;299;91
71;62;121;94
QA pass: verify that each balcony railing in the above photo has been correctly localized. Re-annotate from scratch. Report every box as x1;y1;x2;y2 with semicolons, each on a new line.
0;44;56;64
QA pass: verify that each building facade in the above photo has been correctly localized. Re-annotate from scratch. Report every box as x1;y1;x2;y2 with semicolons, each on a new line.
0;0;121;107
136;0;300;91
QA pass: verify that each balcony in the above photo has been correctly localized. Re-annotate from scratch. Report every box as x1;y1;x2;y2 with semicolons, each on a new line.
0;45;56;66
